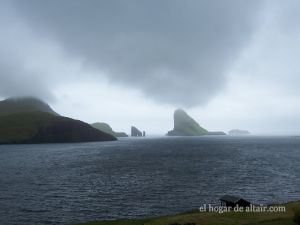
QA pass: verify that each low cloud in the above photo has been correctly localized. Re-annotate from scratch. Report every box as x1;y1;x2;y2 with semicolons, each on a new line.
5;0;262;106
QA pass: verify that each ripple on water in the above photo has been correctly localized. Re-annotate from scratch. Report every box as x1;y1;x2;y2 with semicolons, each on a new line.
0;136;300;225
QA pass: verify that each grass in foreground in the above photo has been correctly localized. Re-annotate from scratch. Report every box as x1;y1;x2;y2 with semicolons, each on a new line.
74;201;300;225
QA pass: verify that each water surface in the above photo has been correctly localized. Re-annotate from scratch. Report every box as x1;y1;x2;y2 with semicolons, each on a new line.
0;136;300;225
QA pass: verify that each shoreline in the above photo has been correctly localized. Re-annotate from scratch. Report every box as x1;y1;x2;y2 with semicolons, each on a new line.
73;200;300;225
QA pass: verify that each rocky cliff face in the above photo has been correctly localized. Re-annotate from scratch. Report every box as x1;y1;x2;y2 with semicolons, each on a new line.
0;112;117;144
0;97;117;144
28;116;117;143
131;126;142;137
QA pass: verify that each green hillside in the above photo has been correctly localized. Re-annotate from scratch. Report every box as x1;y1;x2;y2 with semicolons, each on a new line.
0;97;58;116
167;109;208;136
0;97;117;144
91;122;128;137
75;201;300;225
0;112;116;144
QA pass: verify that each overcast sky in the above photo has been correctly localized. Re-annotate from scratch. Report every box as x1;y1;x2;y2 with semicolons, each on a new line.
1;0;300;135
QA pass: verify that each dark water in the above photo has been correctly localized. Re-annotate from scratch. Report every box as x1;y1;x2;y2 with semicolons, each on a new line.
0;136;300;225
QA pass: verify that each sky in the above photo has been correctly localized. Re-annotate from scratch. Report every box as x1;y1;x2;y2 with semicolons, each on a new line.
0;0;300;135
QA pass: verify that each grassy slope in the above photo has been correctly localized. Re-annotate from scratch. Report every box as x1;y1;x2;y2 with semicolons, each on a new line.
74;201;300;225
169;109;208;136
91;122;128;137
0;97;58;116
0;111;116;144
0;111;51;143
91;122;115;136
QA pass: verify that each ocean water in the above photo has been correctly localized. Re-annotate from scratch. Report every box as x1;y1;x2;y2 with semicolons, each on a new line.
0;136;300;225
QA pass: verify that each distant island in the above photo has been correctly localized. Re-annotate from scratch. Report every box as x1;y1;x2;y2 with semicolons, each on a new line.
91;122;128;137
0;97;116;144
228;129;250;135
167;109;225;136
131;126;145;137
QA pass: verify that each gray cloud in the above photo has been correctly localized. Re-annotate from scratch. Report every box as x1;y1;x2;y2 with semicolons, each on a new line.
0;2;54;101
0;61;51;100
7;0;262;106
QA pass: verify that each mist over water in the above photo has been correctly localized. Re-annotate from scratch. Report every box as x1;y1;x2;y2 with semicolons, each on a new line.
1;136;300;225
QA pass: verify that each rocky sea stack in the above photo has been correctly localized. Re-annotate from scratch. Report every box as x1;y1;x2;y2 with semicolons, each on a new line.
131;126;143;137
167;109;226;136
167;109;209;136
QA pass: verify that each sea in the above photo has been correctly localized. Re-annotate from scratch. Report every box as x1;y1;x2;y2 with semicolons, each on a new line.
0;136;300;225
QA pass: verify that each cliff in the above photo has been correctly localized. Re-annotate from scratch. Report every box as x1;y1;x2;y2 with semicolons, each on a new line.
0;97;116;144
167;109;208;136
167;109;226;136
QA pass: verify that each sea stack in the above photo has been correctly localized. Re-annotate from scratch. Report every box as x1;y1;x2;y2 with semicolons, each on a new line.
167;109;208;136
131;126;142;137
